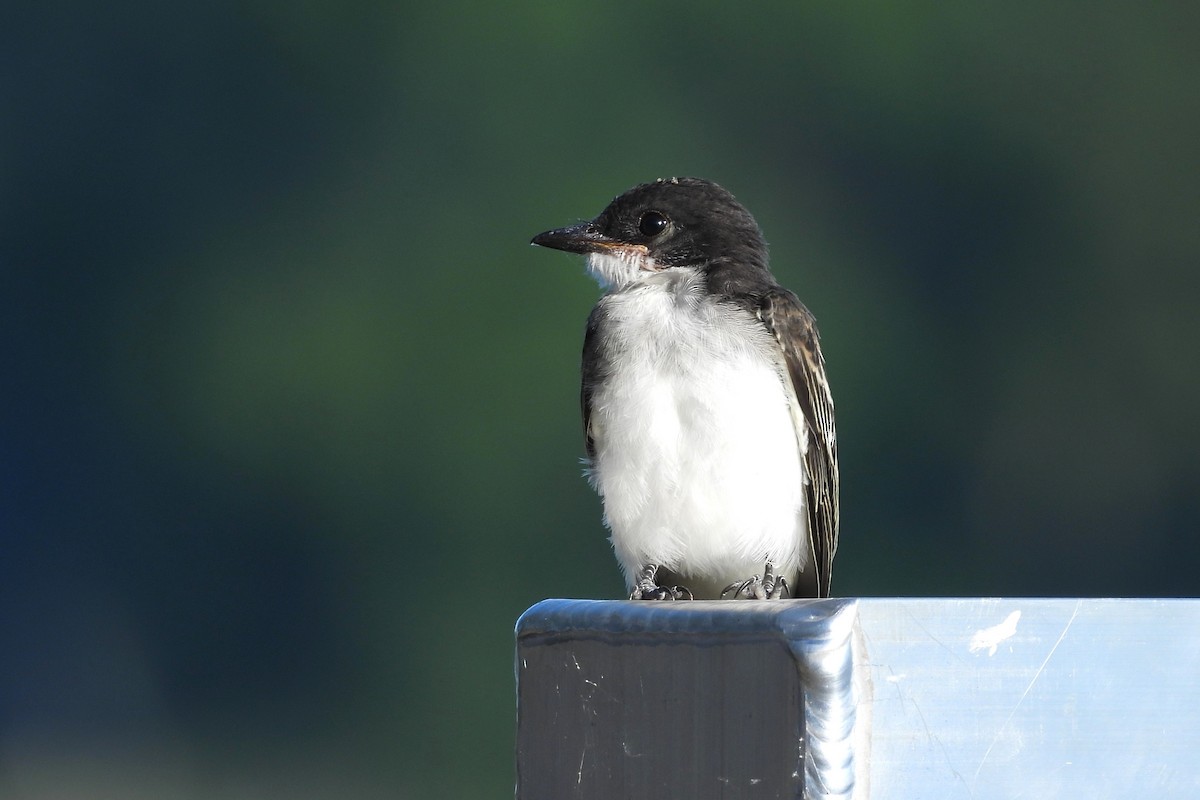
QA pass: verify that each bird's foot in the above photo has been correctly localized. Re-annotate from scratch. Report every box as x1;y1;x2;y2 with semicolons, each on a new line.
629;564;693;601
722;561;790;599
631;584;694;601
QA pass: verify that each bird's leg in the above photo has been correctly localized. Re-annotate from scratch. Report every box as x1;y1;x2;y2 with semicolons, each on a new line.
629;563;693;601
721;561;791;600
763;562;789;599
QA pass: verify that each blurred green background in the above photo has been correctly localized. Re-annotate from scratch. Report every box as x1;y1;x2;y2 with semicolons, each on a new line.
4;1;1198;796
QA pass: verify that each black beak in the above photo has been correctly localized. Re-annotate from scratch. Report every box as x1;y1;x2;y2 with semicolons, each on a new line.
531;221;621;254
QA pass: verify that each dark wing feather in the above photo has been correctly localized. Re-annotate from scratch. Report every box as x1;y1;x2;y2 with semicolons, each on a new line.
580;305;605;462
757;289;840;597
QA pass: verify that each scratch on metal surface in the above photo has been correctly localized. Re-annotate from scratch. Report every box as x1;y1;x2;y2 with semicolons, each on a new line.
901;668;971;791
969;610;1022;656
904;606;969;664
970;600;1082;788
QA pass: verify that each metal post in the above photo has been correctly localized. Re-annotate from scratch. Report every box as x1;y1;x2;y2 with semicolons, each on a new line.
515;598;1200;799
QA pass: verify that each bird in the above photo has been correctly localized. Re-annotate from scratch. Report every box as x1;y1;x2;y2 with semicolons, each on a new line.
531;177;839;600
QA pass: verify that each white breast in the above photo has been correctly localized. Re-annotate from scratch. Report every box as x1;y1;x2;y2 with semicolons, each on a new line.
587;270;809;598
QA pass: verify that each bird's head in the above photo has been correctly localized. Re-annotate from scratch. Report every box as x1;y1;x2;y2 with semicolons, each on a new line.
531;177;770;290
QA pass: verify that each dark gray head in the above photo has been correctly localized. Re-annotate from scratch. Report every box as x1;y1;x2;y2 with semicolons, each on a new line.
532;177;772;290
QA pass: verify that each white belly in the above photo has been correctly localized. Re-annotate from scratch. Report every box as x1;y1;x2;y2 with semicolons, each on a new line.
587;273;808;597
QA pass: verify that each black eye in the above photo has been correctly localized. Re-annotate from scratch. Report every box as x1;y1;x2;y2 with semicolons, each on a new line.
638;211;670;237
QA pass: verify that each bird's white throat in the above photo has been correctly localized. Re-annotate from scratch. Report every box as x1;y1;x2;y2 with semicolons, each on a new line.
585;250;658;290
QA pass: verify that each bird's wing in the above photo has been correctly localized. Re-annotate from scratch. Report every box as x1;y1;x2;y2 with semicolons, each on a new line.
580;305;604;462
757;288;840;597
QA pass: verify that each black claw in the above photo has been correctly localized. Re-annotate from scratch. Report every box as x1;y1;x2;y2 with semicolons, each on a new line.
629;563;693;601
721;578;751;599
721;562;790;600
630;584;692;601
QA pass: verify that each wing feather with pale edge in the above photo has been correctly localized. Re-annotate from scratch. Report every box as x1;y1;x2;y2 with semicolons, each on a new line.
756;289;840;597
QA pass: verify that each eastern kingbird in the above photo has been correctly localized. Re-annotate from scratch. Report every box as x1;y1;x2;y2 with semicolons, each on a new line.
532;178;839;600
